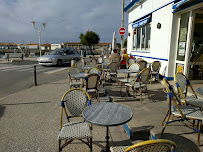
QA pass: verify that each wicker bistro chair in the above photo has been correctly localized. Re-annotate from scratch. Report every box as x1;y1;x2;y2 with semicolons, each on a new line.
110;139;176;152
107;61;118;82
81;73;100;102
68;67;82;88
118;63;140;95
137;60;147;71
102;58;111;79
150;61;161;84
125;68;151;104
58;88;92;152
127;58;136;68
161;78;203;146
76;62;85;72
175;72;203;108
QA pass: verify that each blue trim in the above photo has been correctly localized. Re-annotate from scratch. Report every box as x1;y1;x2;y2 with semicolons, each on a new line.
172;0;202;13
173;0;189;9
150;134;156;140
132;15;151;28
128;0;176;25
124;0;140;12
130;51;150;53
130;54;168;61
123;123;131;138
164;76;174;81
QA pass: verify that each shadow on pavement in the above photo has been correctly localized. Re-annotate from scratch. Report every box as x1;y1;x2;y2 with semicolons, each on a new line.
149;88;167;102
0;105;6;118
158;133;200;152
0;101;51;106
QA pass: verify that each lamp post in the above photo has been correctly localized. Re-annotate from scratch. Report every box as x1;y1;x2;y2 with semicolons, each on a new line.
31;21;46;57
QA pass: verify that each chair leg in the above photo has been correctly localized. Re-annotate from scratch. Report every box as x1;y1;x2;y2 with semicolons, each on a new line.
150;74;152;85
58;140;62;152
197;120;202;146
139;88;142;104
161;113;171;137
90;137;93;152
161;109;169;126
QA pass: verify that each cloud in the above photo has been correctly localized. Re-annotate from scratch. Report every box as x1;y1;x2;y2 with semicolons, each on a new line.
0;0;129;44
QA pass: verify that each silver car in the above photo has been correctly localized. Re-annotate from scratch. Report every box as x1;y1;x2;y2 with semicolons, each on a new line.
38;48;80;66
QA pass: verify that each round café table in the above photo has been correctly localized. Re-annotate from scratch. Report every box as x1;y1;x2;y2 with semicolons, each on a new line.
196;87;203;96
117;69;139;78
82;102;132;152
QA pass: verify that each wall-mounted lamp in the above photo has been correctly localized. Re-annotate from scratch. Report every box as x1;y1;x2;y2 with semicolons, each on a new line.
128;33;130;36
157;23;161;29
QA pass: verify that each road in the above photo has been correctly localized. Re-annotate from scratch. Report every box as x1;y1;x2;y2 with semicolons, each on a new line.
0;64;70;99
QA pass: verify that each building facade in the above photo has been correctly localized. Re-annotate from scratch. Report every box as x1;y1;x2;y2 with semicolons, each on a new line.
125;0;203;80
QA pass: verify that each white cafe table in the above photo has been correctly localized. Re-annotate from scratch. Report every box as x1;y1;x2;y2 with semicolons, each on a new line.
82;102;132;152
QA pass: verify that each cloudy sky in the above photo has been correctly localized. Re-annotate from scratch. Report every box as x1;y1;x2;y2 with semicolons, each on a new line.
0;0;130;44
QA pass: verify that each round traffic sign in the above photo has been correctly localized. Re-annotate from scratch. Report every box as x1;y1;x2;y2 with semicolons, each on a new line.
119;27;126;35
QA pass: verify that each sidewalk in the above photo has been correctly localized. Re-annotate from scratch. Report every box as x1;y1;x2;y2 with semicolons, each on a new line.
0;57;38;65
0;76;203;151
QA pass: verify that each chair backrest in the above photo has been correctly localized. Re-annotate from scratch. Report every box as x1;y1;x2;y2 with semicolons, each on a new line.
98;57;103;64
61;88;91;117
139;67;151;84
127;58;136;66
84;57;92;63
92;58;97;65
124;139;176;152
76;62;85;70
136;58;144;63
109;62;118;73
103;58;111;65
68;67;80;77
138;60;147;71
84;74;100;90
87;62;96;67
151;61;161;72
129;63;140;72
175;72;197;98
87;67;101;75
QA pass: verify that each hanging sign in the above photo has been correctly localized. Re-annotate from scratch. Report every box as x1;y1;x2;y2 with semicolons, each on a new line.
132;15;151;28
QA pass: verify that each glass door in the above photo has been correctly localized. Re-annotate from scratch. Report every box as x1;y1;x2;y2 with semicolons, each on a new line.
189;11;203;80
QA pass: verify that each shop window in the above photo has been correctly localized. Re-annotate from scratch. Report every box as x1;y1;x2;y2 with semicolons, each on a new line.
133;24;151;51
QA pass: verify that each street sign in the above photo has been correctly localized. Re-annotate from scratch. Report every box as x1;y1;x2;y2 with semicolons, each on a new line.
119;27;126;35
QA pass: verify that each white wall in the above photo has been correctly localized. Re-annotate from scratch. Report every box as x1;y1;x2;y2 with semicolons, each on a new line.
127;0;175;77
51;44;61;50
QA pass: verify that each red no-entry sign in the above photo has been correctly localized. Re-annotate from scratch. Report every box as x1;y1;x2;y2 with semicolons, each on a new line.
119;27;126;35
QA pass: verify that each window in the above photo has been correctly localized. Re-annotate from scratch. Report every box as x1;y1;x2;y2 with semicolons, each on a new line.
133;23;151;51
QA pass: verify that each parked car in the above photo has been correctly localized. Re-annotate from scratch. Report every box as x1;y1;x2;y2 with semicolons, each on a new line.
37;48;80;66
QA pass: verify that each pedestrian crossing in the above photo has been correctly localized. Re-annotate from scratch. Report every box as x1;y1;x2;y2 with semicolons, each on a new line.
0;64;68;74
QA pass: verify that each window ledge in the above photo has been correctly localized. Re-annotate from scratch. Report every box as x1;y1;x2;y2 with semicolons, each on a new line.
131;50;150;53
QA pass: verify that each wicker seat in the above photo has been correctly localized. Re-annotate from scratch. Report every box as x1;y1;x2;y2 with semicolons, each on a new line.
125;68;151;103
175;72;203;108
68;67;81;88
107;61;118;82
110;139;176;152
161;78;203;146
76;62;85;72
58;88;92;152
137;60;147;71
150;61;161;84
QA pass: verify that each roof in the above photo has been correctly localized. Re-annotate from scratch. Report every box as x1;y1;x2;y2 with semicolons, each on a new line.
124;0;142;12
0;42;17;45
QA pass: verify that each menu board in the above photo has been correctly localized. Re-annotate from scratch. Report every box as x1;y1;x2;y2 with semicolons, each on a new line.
179;27;187;42
178;42;186;56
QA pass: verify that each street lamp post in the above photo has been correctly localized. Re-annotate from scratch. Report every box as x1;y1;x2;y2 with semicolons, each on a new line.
31;21;46;57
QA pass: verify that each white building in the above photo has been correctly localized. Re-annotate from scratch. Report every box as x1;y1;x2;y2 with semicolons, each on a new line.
125;0;203;80
51;44;61;50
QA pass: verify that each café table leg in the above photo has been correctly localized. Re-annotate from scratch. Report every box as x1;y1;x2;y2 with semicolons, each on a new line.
106;126;110;152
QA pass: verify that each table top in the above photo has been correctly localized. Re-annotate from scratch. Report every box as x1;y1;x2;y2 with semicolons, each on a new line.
196;87;203;95
117;69;138;73
71;73;87;78
82;102;132;127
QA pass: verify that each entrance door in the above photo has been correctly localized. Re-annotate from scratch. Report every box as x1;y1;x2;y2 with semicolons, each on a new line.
175;8;203;80
189;11;203;79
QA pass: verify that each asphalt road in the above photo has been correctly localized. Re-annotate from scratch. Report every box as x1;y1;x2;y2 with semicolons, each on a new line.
0;64;70;99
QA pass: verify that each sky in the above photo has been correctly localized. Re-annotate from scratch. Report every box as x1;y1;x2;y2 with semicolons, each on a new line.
0;0;130;44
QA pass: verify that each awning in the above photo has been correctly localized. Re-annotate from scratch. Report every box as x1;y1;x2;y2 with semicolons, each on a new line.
132;15;151;28
173;0;202;13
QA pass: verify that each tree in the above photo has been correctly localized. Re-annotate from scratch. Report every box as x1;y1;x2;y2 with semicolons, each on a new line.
124;38;127;48
79;31;100;56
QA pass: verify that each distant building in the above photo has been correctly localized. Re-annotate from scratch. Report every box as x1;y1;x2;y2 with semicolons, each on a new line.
0;42;17;49
62;42;111;52
51;44;61;50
